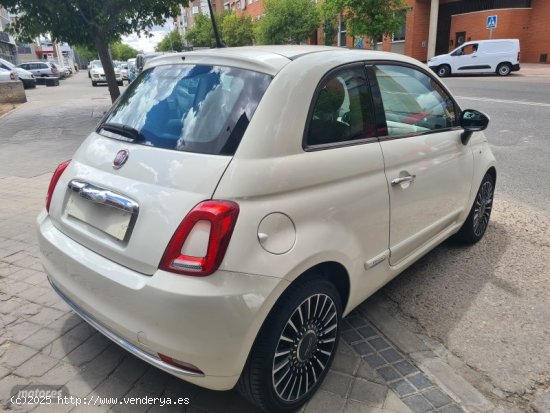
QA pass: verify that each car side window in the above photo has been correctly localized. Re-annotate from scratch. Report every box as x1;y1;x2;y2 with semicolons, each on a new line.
306;66;375;147
374;65;458;137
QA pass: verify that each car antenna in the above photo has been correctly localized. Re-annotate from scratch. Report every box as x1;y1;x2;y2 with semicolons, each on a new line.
206;0;226;48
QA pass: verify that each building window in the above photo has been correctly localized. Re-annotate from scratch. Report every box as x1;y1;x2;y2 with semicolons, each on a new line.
393;11;406;42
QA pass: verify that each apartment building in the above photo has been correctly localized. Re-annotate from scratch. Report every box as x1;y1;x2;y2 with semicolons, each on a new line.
0;6;16;63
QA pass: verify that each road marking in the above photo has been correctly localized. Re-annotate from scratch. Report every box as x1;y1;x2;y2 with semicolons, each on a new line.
456;96;550;108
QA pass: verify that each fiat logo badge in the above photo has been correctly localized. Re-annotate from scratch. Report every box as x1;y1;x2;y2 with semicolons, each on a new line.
113;149;129;169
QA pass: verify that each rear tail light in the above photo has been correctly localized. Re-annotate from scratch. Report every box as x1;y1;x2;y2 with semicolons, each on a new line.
158;353;203;374
517;52;520;62
9;72;15;80
46;160;71;212
160;200;239;276
51;67;58;74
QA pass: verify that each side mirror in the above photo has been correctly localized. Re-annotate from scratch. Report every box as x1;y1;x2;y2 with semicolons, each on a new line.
460;109;489;145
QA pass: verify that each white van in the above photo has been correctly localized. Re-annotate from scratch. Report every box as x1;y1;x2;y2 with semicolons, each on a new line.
428;39;520;77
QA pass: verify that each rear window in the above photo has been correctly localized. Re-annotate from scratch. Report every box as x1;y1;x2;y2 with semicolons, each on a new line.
100;64;271;155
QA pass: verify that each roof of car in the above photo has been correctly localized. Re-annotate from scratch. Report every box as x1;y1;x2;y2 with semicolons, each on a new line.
146;45;421;76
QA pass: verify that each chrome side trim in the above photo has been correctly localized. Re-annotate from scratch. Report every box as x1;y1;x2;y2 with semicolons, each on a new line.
48;277;205;378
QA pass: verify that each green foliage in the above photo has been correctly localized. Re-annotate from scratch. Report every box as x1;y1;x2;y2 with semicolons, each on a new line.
155;30;185;52
322;0;409;48
221;13;254;47
185;14;215;48
74;45;96;62
185;12;254;48
255;0;319;45
3;0;189;101
111;42;139;60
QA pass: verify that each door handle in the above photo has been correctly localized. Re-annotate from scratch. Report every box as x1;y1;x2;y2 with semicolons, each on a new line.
391;175;416;186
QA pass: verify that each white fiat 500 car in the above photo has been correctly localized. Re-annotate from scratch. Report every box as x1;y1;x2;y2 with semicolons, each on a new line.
38;46;496;412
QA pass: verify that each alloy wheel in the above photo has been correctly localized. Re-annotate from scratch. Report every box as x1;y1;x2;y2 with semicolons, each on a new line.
473;180;493;237
272;293;338;403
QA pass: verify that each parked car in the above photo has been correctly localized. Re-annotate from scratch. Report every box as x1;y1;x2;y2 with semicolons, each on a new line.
429;38;520;77
0;66;18;82
0;58;35;88
17;61;59;78
89;60;123;86
38;46;496;413
120;63;129;80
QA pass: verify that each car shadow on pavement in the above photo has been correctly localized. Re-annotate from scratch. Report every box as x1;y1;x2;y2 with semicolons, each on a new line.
379;220;510;342
59;314;263;413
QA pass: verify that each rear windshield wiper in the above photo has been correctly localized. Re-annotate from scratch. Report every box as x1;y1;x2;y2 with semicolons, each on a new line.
99;122;146;142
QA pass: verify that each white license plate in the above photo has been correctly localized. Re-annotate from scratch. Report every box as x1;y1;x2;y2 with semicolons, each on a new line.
65;194;132;241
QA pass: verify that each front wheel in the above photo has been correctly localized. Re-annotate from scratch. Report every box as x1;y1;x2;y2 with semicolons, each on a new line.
238;279;342;412
453;173;495;244
437;65;451;78
496;63;512;76
91;81;97;87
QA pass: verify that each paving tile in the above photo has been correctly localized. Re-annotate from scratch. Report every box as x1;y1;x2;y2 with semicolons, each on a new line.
357;325;377;339
342;399;384;412
321;370;353;397
389;379;416;398
1;342;37;367
407;373;432;391
368;337;391;351
438;404;463;413
353;342;375;356
401;395;434;413
356;361;384;384
383;390;412;413
304;389;346;413
343;329;362;344
349;378;387;406
37;361;81;385
393;360;419;377
332;351;360;374
364;354;386;369
0;374;28;407
15;353;58;377
422;388;453;408
189;388;234;412
28;307;66;326
22;327;59;350
379;348;403;364
346;316;368;329
376;365;401;382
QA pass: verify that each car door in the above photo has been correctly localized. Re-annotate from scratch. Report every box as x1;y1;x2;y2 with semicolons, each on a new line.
370;63;473;265
450;44;480;74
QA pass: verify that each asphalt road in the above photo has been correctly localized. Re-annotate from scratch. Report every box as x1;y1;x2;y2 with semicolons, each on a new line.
382;73;550;411
444;75;550;215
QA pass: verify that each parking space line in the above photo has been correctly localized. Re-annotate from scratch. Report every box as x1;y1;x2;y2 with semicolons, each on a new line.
456;96;550;108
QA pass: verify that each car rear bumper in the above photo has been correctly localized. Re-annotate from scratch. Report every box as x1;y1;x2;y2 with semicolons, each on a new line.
37;212;285;390
512;63;520;72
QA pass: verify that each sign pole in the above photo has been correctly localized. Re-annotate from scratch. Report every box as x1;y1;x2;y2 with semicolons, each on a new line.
489;28;493;39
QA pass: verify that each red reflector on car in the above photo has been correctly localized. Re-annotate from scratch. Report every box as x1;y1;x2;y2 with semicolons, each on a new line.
159;200;239;277
46;160;71;213
158;353;204;374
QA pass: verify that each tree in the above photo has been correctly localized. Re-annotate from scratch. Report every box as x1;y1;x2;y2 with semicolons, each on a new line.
156;30;184;52
254;0;319;45
4;0;189;102
185;12;253;48
220;13;254;47
74;45;96;62
322;0;409;50
111;42;139;61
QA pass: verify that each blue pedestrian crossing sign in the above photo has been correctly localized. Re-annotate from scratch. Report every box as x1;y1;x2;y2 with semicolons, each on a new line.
486;15;498;30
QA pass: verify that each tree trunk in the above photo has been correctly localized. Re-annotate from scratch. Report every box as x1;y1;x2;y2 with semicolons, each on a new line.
94;35;120;103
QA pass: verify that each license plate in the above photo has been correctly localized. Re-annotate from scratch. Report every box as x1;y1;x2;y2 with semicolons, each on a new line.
65;194;132;241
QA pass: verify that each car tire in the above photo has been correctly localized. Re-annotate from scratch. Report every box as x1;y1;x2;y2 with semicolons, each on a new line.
437;65;451;78
453;172;495;244
118;81;123;86
238;278;342;412
91;81;97;87
496;63;512;76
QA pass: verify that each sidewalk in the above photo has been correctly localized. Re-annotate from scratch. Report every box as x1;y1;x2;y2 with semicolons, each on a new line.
517;62;550;76
0;72;497;413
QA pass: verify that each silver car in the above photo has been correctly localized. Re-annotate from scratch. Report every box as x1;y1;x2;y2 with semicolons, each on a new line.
17;61;60;78
0;67;18;82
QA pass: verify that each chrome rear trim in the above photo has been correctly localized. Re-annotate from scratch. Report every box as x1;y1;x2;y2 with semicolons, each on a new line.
48;277;204;377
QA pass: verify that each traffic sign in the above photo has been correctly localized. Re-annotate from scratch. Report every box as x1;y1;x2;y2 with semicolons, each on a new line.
486;15;497;30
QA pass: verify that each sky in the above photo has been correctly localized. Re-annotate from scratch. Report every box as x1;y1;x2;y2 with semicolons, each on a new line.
121;20;174;53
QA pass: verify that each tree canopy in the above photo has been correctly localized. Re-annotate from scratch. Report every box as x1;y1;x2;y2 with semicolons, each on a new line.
255;0;319;45
322;0;409;49
156;30;185;52
185;12;254;48
111;42;139;61
4;0;189;101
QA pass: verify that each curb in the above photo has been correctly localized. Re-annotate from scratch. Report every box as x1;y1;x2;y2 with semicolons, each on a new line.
360;296;496;413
